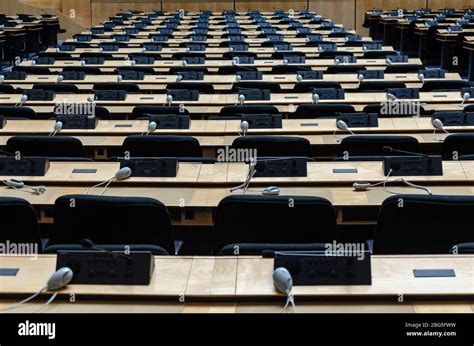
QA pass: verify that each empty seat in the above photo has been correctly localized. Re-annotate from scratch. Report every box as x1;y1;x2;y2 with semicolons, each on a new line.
7;136;86;158
219;105;279;117
231;136;312;157
122;135;202;157
374;195;474;254
441;134;474;160
0;197;42;251
49;195;175;255
292;104;355;118
0;106;36;119
0;84;15;94
213;195;337;255
12;66;51;74
336;135;419;159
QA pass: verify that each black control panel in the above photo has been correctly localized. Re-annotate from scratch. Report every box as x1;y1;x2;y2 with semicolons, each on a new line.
93;90;127;101
255;157;308;177
282;55;305;63
60;71;86;80
23;90;55;101
383;155;443;176
55;115;98;129
176;71;205;81
183;56;205;64
56;251;154;285
0;116;6;129
312;88;345;100
148;114;190;129
334;55;357;64
387;88;420;99
118;70;145;80
432;111;474;126
358;70;384;79
297;70;323;80
236;71;263;80
166;89;199;101
386;55;408;63
419;69;445;78
238;88;271;101
0;157;50;176
336;112;378;127
241;114;282;129
119;158;179;177
274;251;372;285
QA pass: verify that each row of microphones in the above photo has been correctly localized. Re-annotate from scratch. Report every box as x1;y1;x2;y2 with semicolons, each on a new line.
85;166;132;195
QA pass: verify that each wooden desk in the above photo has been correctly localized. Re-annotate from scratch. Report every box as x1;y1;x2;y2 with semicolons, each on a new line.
0;255;472;312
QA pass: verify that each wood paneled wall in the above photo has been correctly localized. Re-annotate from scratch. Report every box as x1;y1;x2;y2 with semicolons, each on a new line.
18;0;474;35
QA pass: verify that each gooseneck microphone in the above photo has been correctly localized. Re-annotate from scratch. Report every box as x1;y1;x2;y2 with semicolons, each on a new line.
80;238;132;263
49;121;63;136
239;120;249;136
273;267;296;313
460;92;470;107
85;167;132;195
382;146;432;160
230;158;257;193
334;119;355;142
142;121;157;135
431;118;450;141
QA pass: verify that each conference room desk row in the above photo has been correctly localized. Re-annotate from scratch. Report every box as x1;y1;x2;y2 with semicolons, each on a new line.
46;46;384;58
0;91;469;107
0;255;472;313
10;72;450;91
3;184;474;226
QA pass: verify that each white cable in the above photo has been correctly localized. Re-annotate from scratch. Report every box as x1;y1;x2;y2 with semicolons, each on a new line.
34;292;58;314
0;286;47;312
100;179;113;196
280;292;296;313
84;178;112;195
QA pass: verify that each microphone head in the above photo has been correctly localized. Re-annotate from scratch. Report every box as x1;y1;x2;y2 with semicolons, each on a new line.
273;267;293;294
142;47;147;53
386;93;397;101
80;60;86;66
148;121;157;132
87;95;96;103
463;92;471;101
385;57;392;65
283;58;289;65
117;75;123;82
232;57;238;65
296;74;303;83
0;75;5;82
115;167;132;180
20;95;28;102
56;47;61;53
382;146;393;153
236;74;242;82
240;120;249;131
57;75;64;82
46;267;73;291
98;47;104;53
31;60;36;66
336;119;348;130
238;94;246;103
54;121;63;131
418;73;425;82
182;59;188;66
166;94;173;103
312;93;319;104
357;73;364;82
334;58;340;65
130;60;136;66
176;74;183;82
432;118;444;129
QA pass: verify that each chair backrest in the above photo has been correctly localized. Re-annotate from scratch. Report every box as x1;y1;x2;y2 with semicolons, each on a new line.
0;84;15;94
319;51;354;59
217;65;258;75
357;81;406;92
7;136;86;157
52;195;175;254
122;135;202;157
12;66;52;74
116;66;156;74
325;65;367;74
336;135;419;158
420;80;470;92
213;195;337;255
374;195;474;254
0;106;36;119
219;105;279;117
292;104;355;118
131;105;189;119
0;197;41;248
231;81;281;93
293;81;341;92
442;133;474;160
270;65;311;74
165;82;214;94
169;66;208;74
363;50;398;58
232;135;312;157
62;66;102;75
93;83;140;93
33;83;79;94
384;64;423;73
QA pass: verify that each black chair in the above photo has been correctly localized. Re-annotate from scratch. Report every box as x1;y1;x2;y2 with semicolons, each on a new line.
169;66;208;74
231;136;312;157
441;134;474;160
325;65;367;74
165;82;214;94
7;136;86;158
93;83;140;93
92;106;111;120
122;135;202;157
385;64;423;73
271;65;311;74
0;106;36;119
293;81;341;92
272;51;306;59
362;104;430;117
420;80;470;92
131;106;189;119
217;65;258;75
357;81;406;92
292;104;355;118
213;195;337;255
219;105;279;117
62;67;102;75
116;66;156;74
374;195;474;254
12;66;51;75
33;83;80;94
48;195;175;255
0;84;15;94
336;135;419;159
231;81;281;93
0;197;42;251
363;51;398;58
319;51;354;59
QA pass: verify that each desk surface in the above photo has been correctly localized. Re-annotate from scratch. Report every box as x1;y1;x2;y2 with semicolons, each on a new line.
0;255;472;304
